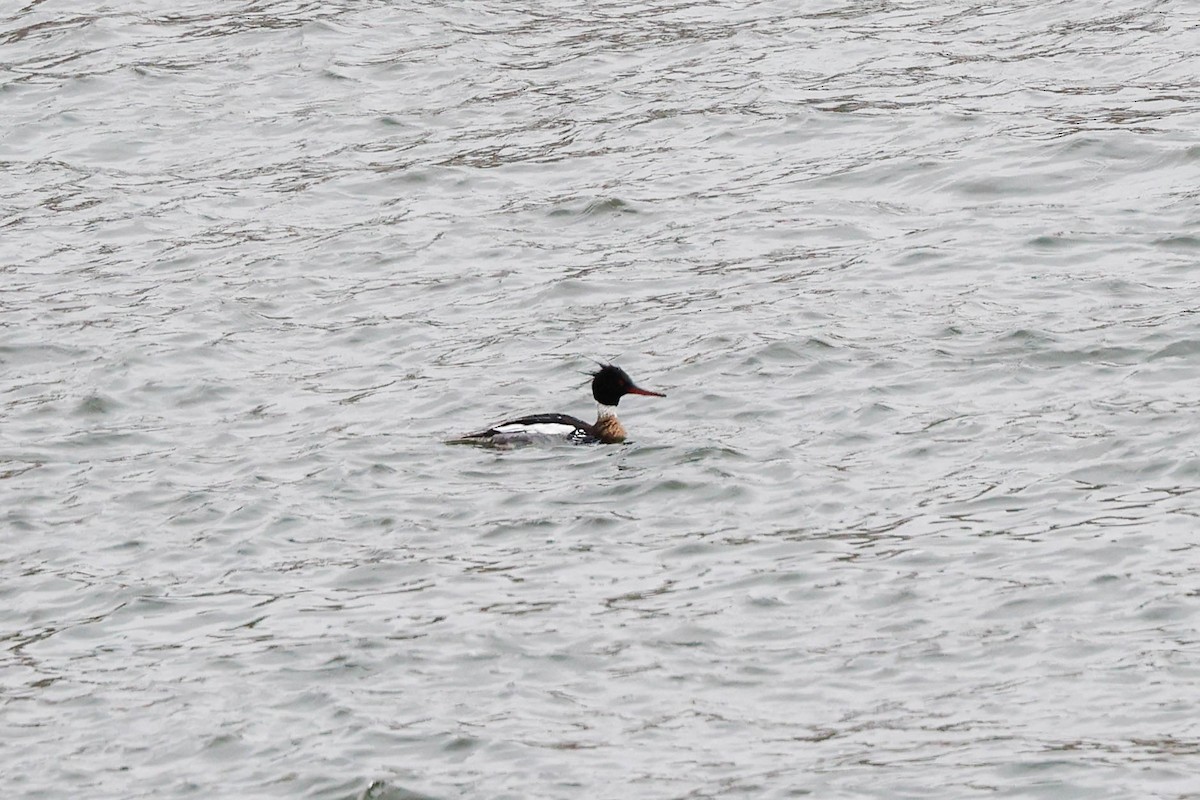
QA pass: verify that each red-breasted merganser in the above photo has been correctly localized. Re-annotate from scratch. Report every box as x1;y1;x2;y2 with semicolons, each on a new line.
448;363;665;446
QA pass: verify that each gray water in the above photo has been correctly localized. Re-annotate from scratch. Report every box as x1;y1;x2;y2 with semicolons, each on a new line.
3;1;1200;798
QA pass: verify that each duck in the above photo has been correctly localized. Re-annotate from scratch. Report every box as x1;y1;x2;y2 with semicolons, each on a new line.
448;363;665;446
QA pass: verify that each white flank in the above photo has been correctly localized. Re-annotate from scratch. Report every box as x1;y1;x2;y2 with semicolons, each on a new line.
493;422;578;437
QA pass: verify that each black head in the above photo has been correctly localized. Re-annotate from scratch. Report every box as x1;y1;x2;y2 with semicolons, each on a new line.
591;363;666;406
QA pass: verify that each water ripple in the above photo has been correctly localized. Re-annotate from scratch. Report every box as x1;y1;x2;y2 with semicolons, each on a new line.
4;0;1200;798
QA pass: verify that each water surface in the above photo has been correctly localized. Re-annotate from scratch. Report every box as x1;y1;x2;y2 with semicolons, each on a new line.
3;1;1200;798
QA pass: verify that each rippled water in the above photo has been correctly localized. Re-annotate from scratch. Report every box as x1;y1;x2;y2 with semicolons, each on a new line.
4;1;1200;798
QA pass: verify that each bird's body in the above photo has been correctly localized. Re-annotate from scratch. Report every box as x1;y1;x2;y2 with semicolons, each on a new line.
448;364;663;447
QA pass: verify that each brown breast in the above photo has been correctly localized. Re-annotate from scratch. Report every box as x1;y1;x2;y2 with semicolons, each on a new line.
593;415;626;443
